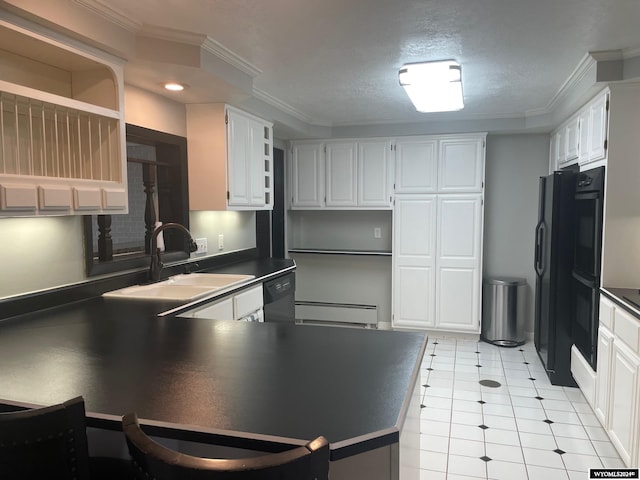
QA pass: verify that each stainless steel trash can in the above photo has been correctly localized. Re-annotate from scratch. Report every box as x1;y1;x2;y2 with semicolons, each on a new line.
481;277;526;347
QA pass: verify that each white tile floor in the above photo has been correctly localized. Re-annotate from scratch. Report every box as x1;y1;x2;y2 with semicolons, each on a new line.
418;337;625;480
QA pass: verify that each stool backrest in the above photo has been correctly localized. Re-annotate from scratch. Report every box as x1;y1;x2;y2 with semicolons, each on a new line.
123;413;329;480
0;396;91;480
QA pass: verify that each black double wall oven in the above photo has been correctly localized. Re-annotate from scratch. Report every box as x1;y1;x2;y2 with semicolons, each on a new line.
571;166;605;370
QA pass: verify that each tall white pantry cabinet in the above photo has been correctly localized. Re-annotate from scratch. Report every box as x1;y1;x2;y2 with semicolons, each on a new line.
392;134;486;333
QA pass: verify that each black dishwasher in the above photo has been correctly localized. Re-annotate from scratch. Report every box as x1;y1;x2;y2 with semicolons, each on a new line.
263;273;295;323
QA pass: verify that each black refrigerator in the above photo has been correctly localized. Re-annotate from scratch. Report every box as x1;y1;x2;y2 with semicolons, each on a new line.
534;170;577;387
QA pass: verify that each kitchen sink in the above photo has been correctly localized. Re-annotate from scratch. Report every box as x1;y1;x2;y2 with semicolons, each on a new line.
103;273;255;301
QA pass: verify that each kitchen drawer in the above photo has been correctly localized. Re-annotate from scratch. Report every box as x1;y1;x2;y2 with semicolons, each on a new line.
600;296;615;330
614;307;640;354
234;285;264;319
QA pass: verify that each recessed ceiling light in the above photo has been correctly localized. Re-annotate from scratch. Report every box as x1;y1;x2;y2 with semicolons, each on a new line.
163;82;186;92
399;60;464;113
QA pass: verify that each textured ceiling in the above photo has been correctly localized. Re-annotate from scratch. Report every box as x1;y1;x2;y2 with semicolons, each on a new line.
89;0;640;127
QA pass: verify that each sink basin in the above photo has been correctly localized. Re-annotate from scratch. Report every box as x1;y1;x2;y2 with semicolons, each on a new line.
103;273;255;301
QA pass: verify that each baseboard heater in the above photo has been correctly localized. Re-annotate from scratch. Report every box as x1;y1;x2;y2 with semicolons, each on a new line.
295;301;378;328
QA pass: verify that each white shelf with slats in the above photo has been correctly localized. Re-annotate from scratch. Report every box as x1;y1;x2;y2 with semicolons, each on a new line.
0;12;127;216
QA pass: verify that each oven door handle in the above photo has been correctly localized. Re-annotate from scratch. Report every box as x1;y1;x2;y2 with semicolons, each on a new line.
572;271;597;289
535;221;545;277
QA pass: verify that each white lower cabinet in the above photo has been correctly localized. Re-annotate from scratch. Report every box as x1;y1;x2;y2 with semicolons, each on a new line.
594;325;613;425
182;285;263;321
189;297;234;320
392;194;483;333
609;339;639;466
593;295;640;467
392;195;436;329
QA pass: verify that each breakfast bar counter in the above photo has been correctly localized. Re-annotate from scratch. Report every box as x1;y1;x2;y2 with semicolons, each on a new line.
0;269;426;477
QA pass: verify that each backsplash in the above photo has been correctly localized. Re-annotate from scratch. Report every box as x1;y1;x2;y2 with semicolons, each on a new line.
0;216;86;299
0;211;256;300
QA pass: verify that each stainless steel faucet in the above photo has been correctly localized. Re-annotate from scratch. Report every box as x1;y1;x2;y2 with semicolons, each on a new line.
149;223;198;282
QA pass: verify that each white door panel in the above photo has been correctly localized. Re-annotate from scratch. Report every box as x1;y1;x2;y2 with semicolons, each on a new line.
438;138;484;192
358;139;392;207
436;267;478;331
394;266;434;328
227;111;250;205
291;143;323;207
395;139;437;193
325;142;357;206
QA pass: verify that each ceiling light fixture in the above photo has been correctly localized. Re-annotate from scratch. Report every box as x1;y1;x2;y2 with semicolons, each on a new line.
399;60;464;113
163;82;186;92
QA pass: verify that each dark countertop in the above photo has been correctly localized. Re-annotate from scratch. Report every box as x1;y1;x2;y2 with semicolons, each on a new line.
0;257;427;460
601;287;640;319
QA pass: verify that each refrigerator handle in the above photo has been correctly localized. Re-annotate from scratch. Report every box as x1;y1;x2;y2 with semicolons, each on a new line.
535;222;545;277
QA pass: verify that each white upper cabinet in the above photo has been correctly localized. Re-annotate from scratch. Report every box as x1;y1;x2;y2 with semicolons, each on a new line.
0;12;127;216
226;110;251;206
325;141;357;207
578;108;591;165
290;133;485;209
358;139;393;207
550;88;609;171
290;138;393;210
395;137;437;193
187;104;273;211
565;116;580;161
438;136;485;192
291;142;324;208
587;90;609;163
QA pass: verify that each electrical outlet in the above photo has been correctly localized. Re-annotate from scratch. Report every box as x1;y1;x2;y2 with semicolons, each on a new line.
195;238;208;254
218;234;224;250
374;227;381;239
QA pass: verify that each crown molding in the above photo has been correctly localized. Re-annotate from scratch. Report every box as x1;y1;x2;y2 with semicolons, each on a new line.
137;24;262;78
253;88;322;125
523;50;622;120
537;52;596;116
201;36;262;78
72;0;140;32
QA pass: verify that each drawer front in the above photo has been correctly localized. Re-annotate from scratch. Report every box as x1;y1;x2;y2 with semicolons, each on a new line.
614;307;640;354
600;296;615;330
0;184;37;211
234;285;264;319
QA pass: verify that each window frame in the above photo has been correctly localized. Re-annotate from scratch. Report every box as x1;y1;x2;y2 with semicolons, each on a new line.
84;124;190;277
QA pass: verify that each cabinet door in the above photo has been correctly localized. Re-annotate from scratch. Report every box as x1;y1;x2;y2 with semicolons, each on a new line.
227;110;251;206
188;297;234;320
578;108;590;164
248;119;266;206
395;138;437;193
589;91;609;162
358;139;393;207
548;133;557;173
608;340;640;466
438;138;484;192
594;325;614;426
392;195;436;328
291;143;324;208
566;117;580;160
435;195;483;332
325;142;357;207
555;129;566;164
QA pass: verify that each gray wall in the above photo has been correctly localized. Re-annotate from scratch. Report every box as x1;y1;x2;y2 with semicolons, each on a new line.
483;134;550;337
